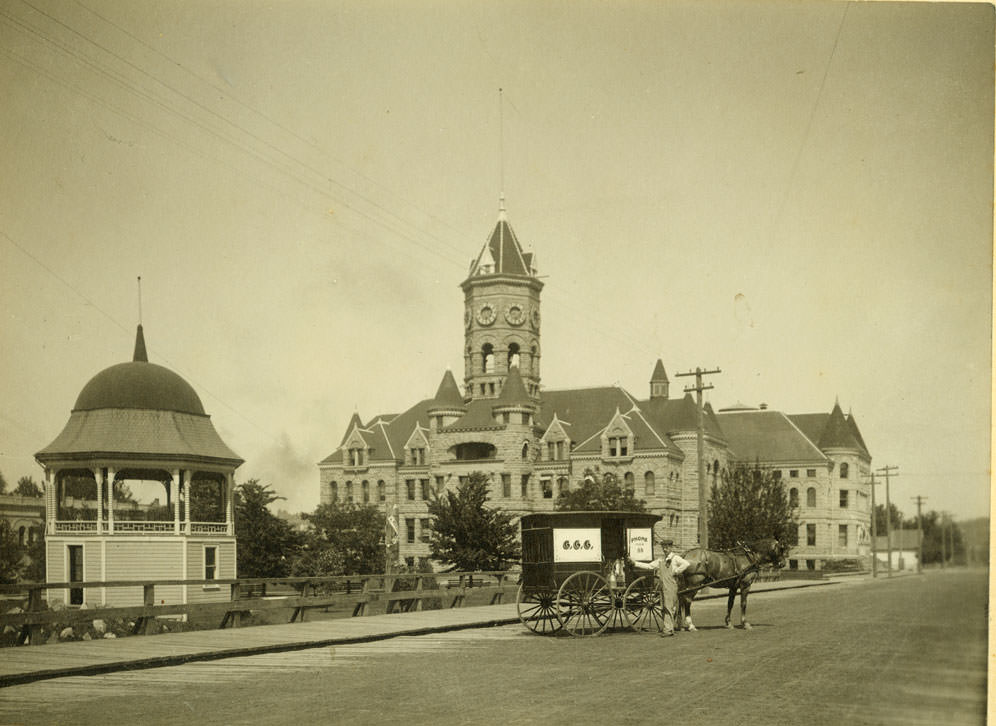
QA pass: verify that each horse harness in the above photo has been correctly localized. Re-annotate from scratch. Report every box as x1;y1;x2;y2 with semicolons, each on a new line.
681;542;762;594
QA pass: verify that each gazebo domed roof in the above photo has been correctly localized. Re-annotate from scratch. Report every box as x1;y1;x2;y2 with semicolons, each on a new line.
74;361;205;415
36;326;242;466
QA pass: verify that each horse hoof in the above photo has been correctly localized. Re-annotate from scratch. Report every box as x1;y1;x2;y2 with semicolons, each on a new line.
743;623;753;631
725;623;733;630
687;625;697;632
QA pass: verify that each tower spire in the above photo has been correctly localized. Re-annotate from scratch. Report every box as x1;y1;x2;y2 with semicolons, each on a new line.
499;88;506;220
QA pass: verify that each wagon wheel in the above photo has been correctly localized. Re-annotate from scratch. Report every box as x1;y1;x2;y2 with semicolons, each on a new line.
516;584;564;635
623;576;666;633
556;571;612;637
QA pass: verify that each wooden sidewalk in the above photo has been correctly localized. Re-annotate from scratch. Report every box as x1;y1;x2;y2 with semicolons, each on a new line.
0;603;523;688
0;577;839;688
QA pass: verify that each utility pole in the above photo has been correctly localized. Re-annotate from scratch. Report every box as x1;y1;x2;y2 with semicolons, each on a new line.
865;473;878;577
675;366;721;549
911;495;927;574
876;466;899;577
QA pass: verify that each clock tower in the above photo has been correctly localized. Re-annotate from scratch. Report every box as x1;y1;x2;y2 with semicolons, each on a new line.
461;201;543;401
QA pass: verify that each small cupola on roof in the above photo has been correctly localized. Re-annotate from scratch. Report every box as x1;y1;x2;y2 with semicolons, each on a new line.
650;359;669;400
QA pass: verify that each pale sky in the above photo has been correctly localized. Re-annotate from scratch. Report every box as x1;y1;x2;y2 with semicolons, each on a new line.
0;1;991;520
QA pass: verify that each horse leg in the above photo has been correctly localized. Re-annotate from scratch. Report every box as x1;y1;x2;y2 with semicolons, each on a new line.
682;596;697;631
725;588;736;629
740;587;752;630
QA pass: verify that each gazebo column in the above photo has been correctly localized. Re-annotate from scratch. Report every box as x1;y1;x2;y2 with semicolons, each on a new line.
226;472;234;536
183;470;191;533
172;469;181;535
45;469;55;535
106;468;115;533
92;467;103;533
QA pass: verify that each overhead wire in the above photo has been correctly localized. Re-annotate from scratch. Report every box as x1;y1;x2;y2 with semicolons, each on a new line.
3;0;787;406
1;2;664;368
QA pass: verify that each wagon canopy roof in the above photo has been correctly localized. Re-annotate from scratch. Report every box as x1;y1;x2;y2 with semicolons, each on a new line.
520;511;661;528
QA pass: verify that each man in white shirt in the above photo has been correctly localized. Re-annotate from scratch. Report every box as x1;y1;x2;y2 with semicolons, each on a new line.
629;539;690;636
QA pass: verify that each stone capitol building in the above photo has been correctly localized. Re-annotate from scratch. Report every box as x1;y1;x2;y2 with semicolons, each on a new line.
319;203;872;572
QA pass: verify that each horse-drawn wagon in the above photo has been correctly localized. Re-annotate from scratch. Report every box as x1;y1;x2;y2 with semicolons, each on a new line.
516;511;668;637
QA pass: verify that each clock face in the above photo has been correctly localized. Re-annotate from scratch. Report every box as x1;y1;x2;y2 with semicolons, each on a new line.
505;304;525;326
477;303;497;326
531;308;541;329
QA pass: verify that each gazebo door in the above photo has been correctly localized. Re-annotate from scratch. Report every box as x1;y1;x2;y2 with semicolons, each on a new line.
68;545;83;605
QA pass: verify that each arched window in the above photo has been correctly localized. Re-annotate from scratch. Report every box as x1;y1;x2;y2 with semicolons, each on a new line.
839;462;849;479
789;487;799;508
644;471;655;496
330;481;338;502
558;477;569;495
18;527;25;546
361;480;369;503
507;342;520;369
624;472;635;491
345;481;353;503
521;442;530;461
806;487;816;507
712;459;720;474
377;480;386;502
482;343;495;373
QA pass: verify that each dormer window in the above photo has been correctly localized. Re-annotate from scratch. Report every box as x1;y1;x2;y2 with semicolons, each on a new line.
546;440;566;461
409;448;426;466
608;436;629;457
348;448;366;467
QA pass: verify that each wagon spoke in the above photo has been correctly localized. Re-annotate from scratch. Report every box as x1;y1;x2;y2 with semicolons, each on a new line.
623;576;666;633
556;571;612;637
516;584;565;635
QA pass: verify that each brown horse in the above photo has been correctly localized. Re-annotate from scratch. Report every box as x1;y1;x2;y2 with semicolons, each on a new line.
678;538;788;631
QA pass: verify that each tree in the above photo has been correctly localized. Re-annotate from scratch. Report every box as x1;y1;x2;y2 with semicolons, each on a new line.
234;480;303;578
21;531;45;582
0;521;24;583
427;472;520;571
13;476;42;498
0;470;7;494
708;463;797;549
911;510;966;566
555;468;647;512
874;502;904;535
302;502;386;575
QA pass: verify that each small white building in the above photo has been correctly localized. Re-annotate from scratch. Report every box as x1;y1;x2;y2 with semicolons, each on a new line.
873;530;922;572
35;326;243;607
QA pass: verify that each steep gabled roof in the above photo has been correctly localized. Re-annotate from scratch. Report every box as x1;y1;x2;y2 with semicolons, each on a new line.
846;413;870;457
638;393;725;438
537;387;636;446
817;402;863;450
651;359;668;382
716;409;828;463
440;398;504;432
537;387;682;456
338;412;365;447
431;369;466;409
380;399;435;458
468;214;532;278
495;365;532;407
787;413;828;447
